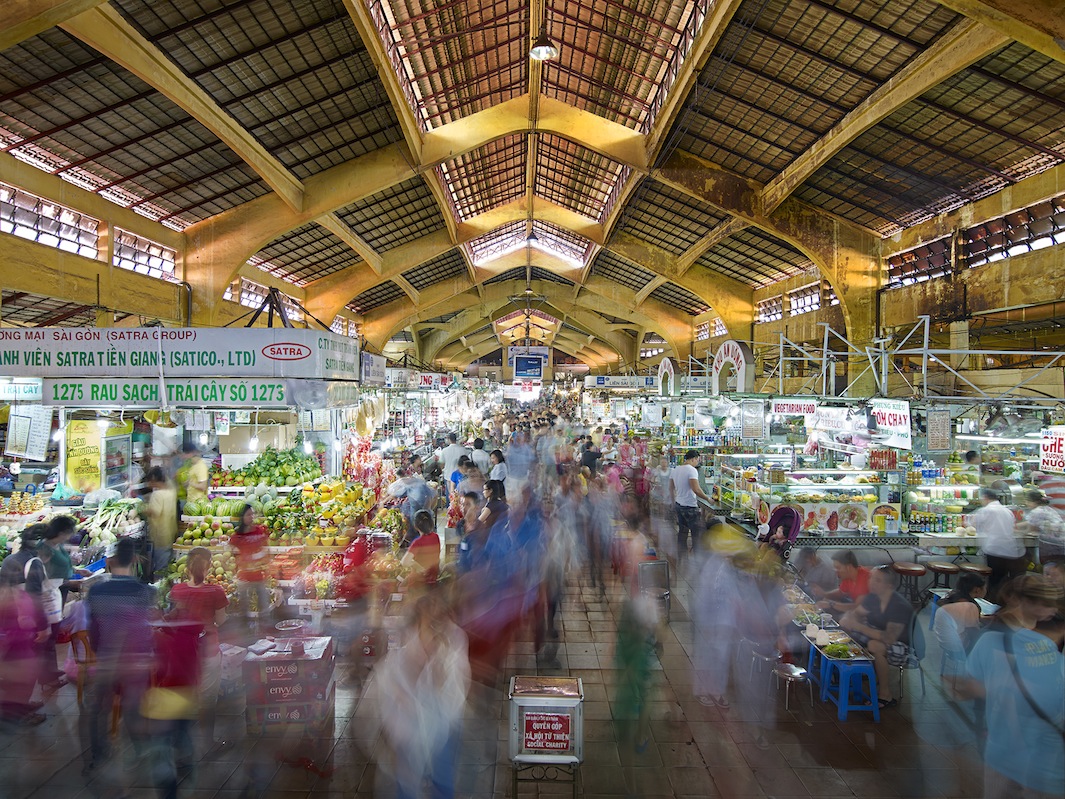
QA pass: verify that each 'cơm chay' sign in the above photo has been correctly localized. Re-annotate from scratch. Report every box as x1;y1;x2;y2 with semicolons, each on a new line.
0;327;359;380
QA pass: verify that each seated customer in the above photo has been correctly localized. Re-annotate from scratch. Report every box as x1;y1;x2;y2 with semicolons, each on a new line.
816;550;871;614
840;565;913;708
794;548;838;599
402;509;441;584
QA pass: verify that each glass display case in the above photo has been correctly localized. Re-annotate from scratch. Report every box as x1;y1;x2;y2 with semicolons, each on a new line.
751;469;903;535
103;434;132;492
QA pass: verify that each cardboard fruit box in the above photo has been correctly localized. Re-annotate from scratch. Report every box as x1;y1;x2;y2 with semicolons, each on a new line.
246;674;336;706
243;636;335;686
246;684;335;734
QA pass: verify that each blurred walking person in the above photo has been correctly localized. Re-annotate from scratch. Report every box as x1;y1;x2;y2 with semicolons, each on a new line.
0;533;49;727
375;592;470;799
169;546;228;748
82;537;158;777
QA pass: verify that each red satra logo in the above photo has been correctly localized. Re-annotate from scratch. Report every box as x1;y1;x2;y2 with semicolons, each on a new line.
262;343;311;361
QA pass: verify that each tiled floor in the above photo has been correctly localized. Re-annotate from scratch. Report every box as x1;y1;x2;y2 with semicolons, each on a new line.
2;561;987;798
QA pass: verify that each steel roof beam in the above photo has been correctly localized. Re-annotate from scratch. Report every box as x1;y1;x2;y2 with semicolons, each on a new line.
0;0;105;51
935;0;1065;65
656;148;881;359
760;18;1009;214
316;214;382;274
362;276;688;358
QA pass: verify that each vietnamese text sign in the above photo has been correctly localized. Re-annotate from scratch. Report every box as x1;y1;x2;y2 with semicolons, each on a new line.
870;398;912;451
0;379;42;402
4;404;53;461
1041;426;1065;474
43;378;291;408
360;352;386;385
926;408;952;451
0;328;359;379
711;339;755;395
65;419;101;493
523;712;571;751
740;399;766;440
583;375;657;389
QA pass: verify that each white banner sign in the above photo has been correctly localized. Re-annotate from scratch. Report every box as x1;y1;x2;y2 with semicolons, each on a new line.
360;352;386;385
0;379;42;402
583;375;657;389
0;327;359;380
42;377;359;410
385;368;411;388
771;398;818;417
43;377;292;408
870;398;912;451
1041;426;1065;474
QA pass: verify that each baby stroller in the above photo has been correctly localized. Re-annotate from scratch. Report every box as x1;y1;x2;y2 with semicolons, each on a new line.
759;505;802;561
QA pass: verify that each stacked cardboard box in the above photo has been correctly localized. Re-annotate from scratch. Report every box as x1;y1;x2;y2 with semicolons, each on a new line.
243;637;335;734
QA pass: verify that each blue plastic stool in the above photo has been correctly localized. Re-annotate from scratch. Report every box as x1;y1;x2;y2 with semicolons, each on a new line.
823;659;880;721
805;642;832;701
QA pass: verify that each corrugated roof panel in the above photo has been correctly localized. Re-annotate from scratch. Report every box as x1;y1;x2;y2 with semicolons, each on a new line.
402;250;469;291
349;280;405;313
619;179;728;254
335;177;447;251
254;222;359;286
696;227;813;287
648;282;709;315
591;251;654;293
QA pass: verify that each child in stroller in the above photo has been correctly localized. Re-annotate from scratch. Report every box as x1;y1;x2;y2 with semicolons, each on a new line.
757;506;802;560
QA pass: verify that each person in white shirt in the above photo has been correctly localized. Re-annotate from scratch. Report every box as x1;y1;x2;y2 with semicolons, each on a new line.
974;487;1026;601
439;433;470;495
470;438;492;475
669;450;710;560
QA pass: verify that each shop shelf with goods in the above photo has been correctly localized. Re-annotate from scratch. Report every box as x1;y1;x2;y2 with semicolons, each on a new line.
902;483;981;536
751;469;904;538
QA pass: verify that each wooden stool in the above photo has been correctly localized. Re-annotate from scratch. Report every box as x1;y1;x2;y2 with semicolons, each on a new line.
957;562;992;579
926;561;960;591
892;562;927;607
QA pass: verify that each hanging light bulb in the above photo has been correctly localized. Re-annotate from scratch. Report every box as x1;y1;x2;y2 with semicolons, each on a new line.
52;428;65;443
198;432;209;447
529;22;559;61
303;439;313;455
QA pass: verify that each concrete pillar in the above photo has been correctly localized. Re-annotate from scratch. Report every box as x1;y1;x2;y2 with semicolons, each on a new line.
948;321;970;370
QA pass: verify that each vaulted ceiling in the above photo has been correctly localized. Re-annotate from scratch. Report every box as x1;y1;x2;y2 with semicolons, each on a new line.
1;0;1063;369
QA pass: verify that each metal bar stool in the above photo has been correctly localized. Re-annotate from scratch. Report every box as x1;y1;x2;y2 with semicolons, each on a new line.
926;561;959;591
891;562;927;608
742;638;782;682
773;663;814;710
957;562;992;580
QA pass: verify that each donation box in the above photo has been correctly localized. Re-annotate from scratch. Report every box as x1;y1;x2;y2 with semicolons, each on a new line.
508;676;584;764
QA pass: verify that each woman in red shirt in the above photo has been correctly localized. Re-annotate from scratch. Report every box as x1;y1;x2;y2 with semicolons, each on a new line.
402;509;441;585
169;546;228;746
229;505;270;626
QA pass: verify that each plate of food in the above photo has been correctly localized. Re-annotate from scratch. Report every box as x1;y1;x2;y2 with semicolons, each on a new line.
837;504;867;530
822;643;855;659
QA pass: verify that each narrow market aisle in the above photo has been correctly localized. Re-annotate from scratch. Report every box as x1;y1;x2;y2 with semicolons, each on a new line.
3;562;986;799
